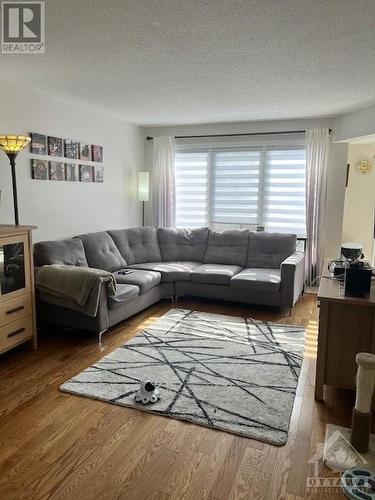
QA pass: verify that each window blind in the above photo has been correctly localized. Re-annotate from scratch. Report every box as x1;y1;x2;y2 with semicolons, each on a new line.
175;150;209;227
263;148;307;234
175;145;306;236
210;149;261;224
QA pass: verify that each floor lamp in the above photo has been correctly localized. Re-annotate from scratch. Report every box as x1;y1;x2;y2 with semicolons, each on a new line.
0;135;31;225
138;172;149;226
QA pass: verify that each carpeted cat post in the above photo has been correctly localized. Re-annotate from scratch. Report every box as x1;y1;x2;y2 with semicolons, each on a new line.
351;353;375;453
323;352;375;471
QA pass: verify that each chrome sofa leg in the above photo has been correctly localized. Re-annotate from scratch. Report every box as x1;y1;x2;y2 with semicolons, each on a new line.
97;329;108;348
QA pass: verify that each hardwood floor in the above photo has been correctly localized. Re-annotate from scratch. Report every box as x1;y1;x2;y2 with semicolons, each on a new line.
0;295;355;499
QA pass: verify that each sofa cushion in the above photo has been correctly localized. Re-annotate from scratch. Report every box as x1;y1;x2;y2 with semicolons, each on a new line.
204;229;249;267
78;232;127;272
247;232;297;269
113;269;161;294
107;284;140;310
34;238;88;267
128;261;201;282
108;227;161;265
158;227;209;262
230;268;281;293
191;264;243;286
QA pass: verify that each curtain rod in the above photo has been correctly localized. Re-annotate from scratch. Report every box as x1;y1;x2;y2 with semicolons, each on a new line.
146;129;332;141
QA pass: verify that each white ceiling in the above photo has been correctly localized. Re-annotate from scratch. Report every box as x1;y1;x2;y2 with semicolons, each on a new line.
1;0;375;126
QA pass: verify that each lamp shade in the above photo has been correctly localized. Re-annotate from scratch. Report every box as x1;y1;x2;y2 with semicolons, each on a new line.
0;135;31;154
138;172;149;202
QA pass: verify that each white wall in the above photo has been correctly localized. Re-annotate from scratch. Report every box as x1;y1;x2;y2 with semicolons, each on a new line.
144;117;350;261
334;105;375;142
342;144;375;260
325;142;349;259
144;117;334;139
0;80;144;242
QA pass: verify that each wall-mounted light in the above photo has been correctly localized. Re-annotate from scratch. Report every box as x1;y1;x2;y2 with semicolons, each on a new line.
138;172;149;226
0;135;31;225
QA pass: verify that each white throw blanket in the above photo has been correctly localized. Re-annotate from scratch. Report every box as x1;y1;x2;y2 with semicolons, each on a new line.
35;265;117;317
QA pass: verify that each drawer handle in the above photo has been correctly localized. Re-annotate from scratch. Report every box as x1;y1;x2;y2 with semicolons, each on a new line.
7;327;26;338
6;306;24;315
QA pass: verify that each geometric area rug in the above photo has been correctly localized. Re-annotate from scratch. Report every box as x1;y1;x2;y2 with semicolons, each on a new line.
60;309;305;445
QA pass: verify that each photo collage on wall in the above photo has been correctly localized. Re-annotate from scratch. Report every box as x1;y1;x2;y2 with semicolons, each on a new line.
30;133;104;183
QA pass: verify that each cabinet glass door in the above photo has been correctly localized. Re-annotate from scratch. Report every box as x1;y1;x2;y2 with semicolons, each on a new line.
0;241;26;297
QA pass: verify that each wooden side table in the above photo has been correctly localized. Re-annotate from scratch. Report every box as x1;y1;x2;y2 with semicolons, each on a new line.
0;225;37;355
315;261;375;400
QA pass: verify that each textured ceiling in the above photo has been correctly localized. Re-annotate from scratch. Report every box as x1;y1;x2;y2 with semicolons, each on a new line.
1;0;375;125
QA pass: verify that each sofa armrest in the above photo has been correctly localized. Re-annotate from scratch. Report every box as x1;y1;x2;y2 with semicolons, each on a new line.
36;284;110;334
280;251;305;308
35;264;115;317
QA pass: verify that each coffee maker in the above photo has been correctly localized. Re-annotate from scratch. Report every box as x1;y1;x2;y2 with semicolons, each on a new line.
329;242;364;277
329;242;373;297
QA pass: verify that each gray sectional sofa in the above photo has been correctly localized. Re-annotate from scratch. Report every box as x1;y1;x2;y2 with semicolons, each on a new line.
34;227;305;336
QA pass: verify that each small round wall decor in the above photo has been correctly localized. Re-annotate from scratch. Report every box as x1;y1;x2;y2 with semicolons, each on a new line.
356;160;372;174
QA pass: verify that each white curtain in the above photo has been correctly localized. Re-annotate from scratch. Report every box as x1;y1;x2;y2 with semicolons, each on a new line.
152;136;175;227
305;129;330;286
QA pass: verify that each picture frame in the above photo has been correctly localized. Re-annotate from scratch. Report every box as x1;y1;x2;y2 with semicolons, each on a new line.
79;143;91;161
49;161;65;181
65;163;78;181
48;136;63;157
94;165;104;183
31;159;49;180
79;164;94;182
64;139;79;159
91;145;103;162
30;133;47;155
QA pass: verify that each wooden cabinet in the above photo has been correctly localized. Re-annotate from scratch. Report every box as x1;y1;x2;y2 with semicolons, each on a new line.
0;225;37;355
315;263;375;400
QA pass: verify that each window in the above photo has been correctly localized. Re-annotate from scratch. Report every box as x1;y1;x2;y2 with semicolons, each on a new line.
264;148;306;234
175;145;306;236
175;150;209;227
211;149;260;224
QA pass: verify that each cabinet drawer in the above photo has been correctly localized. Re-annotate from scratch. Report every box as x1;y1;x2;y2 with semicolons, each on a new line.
0;315;33;353
0;294;32;326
